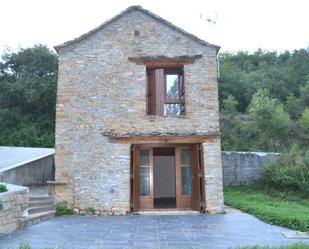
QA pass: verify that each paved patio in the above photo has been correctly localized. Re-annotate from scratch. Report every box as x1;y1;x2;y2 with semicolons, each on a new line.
0;211;308;249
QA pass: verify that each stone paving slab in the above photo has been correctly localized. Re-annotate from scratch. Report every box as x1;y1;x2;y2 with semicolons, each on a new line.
0;212;308;249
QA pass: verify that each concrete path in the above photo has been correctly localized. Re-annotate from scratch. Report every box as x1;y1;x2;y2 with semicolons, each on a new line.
0;211;308;249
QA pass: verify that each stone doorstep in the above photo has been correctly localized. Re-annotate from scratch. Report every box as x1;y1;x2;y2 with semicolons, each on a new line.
28;205;54;214
29;199;54;207
29;195;53;201
21;210;56;228
282;231;309;239
135;210;200;215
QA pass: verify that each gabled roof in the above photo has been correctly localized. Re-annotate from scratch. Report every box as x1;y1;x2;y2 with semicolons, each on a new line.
54;5;220;53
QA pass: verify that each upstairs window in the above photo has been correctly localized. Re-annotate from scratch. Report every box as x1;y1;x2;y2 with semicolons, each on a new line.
147;67;185;116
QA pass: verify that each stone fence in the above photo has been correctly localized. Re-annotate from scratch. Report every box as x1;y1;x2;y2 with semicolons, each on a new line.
222;151;281;186
0;183;28;234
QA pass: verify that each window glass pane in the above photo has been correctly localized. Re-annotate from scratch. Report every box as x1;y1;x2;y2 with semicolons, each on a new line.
164;104;181;116
166;74;179;99
140;167;150;196
140;150;149;166
181;149;191;165
181;167;192;195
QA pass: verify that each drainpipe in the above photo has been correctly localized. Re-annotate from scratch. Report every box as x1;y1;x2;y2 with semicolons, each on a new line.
216;53;220;79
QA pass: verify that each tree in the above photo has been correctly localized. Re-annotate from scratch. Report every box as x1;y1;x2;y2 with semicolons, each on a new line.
285;94;304;119
300;82;309;106
248;89;291;151
222;95;238;115
0;45;58;147
219;49;309;152
299;108;309;146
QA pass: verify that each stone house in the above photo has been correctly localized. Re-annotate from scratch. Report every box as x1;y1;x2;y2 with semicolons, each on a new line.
52;5;223;215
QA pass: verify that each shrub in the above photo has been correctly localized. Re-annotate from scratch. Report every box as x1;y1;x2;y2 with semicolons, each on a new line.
55;202;74;216
0;183;8;193
85;207;96;215
260;146;309;197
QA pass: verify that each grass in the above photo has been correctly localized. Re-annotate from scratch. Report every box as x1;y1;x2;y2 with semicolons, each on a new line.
0;183;8;193
10;242;309;249
233;244;309;249
10;242;63;249
55;202;74;216
224;185;309;232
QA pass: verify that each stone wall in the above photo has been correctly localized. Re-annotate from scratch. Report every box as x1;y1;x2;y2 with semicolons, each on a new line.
203;138;224;213
0;183;28;234
222;152;281;186
55;8;222;213
0;155;54;186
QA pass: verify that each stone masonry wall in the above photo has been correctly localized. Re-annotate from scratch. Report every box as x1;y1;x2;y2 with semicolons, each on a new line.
222;152;281;186
203;138;224;213
0;183;28;234
55;9;222;213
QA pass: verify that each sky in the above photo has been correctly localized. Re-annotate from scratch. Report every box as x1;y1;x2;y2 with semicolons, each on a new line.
0;0;308;55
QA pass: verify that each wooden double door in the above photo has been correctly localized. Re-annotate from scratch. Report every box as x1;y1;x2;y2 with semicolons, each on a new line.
131;144;204;211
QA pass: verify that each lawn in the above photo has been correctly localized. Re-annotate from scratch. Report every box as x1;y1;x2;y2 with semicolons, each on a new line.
233;244;309;249
9;242;309;249
224;186;309;232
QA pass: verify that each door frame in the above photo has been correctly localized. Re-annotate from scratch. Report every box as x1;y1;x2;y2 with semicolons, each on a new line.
131;143;203;211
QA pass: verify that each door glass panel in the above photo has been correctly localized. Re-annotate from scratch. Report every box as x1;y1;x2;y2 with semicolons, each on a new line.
181;148;191;165
166;74;179;99
140;167;150;196
181;148;192;195
140;150;149;166
140;149;150;196
181;167;192;195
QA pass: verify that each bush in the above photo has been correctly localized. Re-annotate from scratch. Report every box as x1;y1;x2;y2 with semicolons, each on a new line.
55;202;74;216
0;183;8;193
85;207;96;215
260;146;309;197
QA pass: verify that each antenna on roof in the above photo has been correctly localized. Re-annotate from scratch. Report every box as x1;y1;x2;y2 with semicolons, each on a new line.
199;10;218;25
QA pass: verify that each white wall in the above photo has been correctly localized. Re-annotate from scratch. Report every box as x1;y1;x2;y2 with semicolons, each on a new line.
153;155;176;198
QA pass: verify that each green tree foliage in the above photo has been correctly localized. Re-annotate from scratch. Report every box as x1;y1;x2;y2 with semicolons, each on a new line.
222;95;238;115
220;48;309;152
299;108;309;146
0;45;58;147
248;89;291;151
300;82;309;106
285;94;304;119
300;108;309;130
220;95;249;151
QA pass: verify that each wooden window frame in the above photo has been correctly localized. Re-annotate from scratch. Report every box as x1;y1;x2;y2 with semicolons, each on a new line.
146;67;185;116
